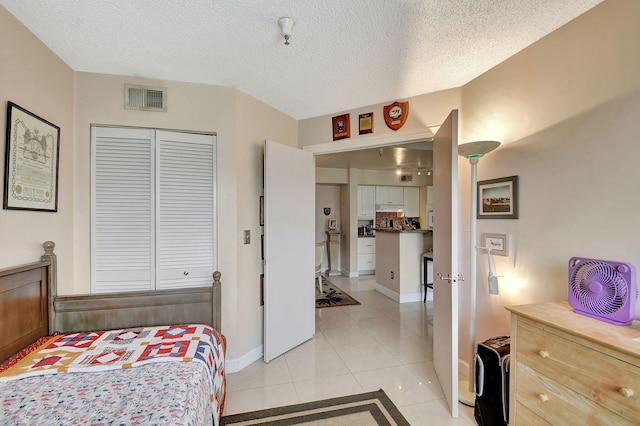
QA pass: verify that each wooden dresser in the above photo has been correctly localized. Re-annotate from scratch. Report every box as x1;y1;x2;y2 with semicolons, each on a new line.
506;301;640;425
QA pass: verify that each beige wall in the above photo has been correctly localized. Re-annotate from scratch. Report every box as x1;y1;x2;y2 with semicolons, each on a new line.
315;185;341;271
233;90;298;363
0;7;75;285
456;0;640;362
299;0;640;369
73;74;297;364
299;89;462;147
4;0;640;372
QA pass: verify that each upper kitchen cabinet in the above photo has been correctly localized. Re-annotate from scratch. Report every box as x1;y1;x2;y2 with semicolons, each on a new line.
357;185;376;219
376;186;404;205
404;187;420;217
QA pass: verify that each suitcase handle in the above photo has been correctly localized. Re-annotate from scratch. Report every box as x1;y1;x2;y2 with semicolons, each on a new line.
475;353;485;397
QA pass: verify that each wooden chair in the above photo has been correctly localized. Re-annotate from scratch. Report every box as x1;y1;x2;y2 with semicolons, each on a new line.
315;242;326;294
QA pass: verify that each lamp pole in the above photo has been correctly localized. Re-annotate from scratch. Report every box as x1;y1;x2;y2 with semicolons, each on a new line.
457;141;500;406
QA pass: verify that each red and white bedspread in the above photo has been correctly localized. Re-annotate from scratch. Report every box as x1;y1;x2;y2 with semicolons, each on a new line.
0;324;226;425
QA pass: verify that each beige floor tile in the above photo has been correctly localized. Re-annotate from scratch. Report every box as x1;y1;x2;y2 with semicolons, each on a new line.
334;341;403;373
284;346;350;382
226;355;292;391
223;383;299;416
400;399;477;426
353;365;442;407
223;274;472;424
293;373;364;403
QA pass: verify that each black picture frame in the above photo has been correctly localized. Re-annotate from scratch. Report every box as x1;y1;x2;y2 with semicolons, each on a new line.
4;102;60;212
477;175;518;219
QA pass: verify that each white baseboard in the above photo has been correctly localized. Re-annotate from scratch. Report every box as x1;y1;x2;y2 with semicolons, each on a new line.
399;291;423;303
374;283;429;304
374;283;399;302
225;345;263;373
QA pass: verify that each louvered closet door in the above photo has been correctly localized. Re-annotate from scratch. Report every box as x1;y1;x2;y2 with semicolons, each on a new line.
92;127;155;293
156;131;216;289
92;127;216;293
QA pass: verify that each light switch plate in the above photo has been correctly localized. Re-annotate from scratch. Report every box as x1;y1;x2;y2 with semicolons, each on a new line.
244;230;250;244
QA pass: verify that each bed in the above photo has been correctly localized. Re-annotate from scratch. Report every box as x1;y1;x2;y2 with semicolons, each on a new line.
0;241;226;425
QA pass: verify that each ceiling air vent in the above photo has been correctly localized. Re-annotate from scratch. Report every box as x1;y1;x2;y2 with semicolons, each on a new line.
400;174;413;182
124;84;167;112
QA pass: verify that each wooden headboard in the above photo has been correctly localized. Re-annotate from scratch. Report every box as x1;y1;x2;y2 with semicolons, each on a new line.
0;260;49;363
0;241;222;363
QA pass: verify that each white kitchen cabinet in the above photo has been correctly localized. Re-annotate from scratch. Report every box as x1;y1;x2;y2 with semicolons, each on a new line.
357;237;375;273
357;185;375;219
375;186;404;205
404;187;420;217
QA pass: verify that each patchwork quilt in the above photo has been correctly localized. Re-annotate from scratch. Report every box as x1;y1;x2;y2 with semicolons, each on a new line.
0;324;226;425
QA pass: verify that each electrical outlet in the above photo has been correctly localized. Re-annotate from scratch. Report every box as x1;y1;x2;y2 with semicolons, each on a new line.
390;271;394;279
244;230;250;244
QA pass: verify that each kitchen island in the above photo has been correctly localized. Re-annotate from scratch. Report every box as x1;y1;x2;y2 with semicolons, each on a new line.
374;228;432;303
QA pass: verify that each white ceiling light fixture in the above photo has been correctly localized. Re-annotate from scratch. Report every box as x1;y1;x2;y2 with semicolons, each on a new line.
457;140;501;407
278;17;295;46
416;167;432;176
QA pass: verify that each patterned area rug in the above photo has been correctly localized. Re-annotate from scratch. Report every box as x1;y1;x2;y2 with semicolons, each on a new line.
316;276;360;308
220;389;410;426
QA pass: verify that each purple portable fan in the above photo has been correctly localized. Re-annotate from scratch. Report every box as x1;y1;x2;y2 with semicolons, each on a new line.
568;257;638;326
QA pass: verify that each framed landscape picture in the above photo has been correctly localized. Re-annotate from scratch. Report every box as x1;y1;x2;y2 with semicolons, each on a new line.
477;175;518;219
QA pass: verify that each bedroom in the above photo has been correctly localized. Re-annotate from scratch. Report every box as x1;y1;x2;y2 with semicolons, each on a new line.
1;0;640;423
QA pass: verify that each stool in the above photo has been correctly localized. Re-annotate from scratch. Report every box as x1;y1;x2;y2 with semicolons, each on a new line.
422;253;433;303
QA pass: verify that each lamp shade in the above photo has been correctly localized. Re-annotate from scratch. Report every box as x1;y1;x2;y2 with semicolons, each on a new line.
458;141;500;159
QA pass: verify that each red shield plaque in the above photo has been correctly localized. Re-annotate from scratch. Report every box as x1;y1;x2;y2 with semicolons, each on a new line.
383;101;409;131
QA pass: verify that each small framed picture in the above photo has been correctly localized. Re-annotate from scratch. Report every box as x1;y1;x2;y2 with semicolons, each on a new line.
332;114;350;141
477;175;518;219
328;219;337;230
481;233;509;256
359;112;373;135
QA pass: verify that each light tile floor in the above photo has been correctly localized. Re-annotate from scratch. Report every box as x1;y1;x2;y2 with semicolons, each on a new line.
223;274;476;425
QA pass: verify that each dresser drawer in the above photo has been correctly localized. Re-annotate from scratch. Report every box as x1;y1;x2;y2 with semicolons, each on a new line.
516;320;640;422
516;362;634;425
514;401;551;426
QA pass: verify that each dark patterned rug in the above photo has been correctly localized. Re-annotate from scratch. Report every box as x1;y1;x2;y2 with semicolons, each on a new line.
220;389;410;425
316;276;360;308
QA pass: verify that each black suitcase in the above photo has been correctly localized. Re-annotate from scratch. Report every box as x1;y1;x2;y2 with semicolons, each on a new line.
474;336;510;426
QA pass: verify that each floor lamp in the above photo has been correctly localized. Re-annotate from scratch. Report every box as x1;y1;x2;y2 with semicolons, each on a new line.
457;140;501;406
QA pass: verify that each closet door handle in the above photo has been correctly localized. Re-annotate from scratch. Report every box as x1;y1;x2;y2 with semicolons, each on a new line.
183;271;189;275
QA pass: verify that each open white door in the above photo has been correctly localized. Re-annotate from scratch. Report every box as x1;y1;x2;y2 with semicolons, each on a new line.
263;140;316;362
432;110;460;417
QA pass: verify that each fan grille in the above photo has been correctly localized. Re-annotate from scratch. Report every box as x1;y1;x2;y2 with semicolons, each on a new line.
569;260;628;314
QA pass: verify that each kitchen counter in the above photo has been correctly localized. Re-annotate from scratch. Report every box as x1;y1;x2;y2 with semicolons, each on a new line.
374;228;432;234
375;231;430;303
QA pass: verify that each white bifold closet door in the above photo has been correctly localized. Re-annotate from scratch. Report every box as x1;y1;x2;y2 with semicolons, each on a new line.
91;126;216;294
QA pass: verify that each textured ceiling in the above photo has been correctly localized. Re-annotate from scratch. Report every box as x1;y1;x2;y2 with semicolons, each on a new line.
1;0;603;120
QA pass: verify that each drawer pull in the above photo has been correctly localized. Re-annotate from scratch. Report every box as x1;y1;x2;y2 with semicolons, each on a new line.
538;393;549;402
620;387;634;398
538;350;549;358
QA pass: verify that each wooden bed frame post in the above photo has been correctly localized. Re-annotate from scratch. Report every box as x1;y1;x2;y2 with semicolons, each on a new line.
212;271;221;331
40;241;57;333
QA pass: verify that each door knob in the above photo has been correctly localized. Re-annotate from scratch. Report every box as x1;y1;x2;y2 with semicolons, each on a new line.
437;273;464;283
